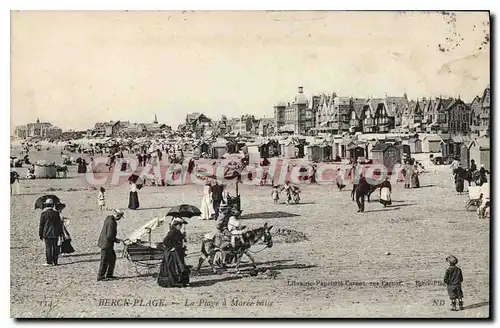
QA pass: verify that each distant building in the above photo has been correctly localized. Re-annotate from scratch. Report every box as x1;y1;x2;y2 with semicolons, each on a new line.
14;118;62;139
182;113;211;137
479;85;490;135
274;86;316;135
14;125;27;139
93;121;121;137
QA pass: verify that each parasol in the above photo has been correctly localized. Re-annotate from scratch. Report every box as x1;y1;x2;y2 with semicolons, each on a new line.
166;204;201;218
128;173;140;183
34;195;61;210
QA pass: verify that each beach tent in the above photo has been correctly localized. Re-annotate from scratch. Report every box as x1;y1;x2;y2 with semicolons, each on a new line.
34;160;57;179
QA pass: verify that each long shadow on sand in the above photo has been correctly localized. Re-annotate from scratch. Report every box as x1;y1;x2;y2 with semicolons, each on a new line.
391;203;417;208
58;258;101;265
62;251;101;258
138;206;173;211
462;301;489;310
189;275;244;287
418;185;436;188
238;260;316;274
364;207;401;213
240;212;300;220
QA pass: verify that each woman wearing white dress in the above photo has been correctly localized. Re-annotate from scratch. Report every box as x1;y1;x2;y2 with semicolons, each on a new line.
200;182;215;220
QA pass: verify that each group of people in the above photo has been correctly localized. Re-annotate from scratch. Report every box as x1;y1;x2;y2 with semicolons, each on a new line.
403;161;421;189
95;208;191;287
271;181;301;204
38;199;73;267
199;180;229;220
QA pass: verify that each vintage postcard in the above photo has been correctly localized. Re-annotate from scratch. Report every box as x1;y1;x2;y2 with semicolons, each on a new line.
10;10;490;318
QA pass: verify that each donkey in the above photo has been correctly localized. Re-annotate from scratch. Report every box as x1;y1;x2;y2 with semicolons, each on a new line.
453;167;481;186
196;222;274;274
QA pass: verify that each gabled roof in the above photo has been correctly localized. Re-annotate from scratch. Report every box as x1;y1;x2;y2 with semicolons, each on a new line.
435;97;455;111
352;98;367;118
385;96;409;115
371;143;395;152
482;85;490;108
469;95;482;115
468;137;490;150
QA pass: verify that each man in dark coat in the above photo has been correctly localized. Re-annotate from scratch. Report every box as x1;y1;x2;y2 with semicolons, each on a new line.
479;164;489;186
39;199;63;266
211;181;224;219
470;159;477;172
97;209;123;281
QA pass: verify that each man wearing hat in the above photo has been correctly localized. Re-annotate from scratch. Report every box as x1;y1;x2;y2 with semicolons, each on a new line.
479;164;489;186
97;209;123;281
39;198;64;266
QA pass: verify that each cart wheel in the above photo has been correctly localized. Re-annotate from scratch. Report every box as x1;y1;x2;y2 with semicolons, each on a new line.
134;263;160;278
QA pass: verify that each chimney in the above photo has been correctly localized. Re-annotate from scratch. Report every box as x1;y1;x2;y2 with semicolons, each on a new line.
298;86;304;94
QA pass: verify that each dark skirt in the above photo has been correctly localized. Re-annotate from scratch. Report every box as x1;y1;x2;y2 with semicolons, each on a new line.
157;248;190;288
128;191;140;210
411;174;420;188
447;284;464;299
77;163;87;174
455;179;464;193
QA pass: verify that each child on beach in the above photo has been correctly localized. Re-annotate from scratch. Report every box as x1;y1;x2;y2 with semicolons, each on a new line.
98;187;106;211
444;255;464;311
271;185;280;204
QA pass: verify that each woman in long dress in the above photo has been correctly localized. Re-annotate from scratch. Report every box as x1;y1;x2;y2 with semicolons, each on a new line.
455;173;464;193
411;164;421;188
404;162;413;189
128;181;140;210
200;182;214;220
157;218;190;288
379;178;392;207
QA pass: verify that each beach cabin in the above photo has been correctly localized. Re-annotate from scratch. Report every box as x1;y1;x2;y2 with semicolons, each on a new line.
347;141;368;163
340;139;353;158
366;139;380;158
194;141;210;156
407;136;422;154
244;143;261;164
371;143;401;171
422;135;443;153
211;140;228;159
468;137;490;171
441;135;471;160
307;140;333;162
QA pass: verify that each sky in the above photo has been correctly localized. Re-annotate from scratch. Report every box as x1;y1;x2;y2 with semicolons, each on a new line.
11;11;490;132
